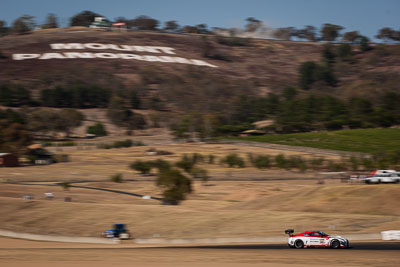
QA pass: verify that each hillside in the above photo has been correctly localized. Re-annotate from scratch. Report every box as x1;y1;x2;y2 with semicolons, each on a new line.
0;30;321;91
1;29;400;137
1;30;399;99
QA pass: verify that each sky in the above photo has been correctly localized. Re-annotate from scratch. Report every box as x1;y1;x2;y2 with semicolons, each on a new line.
1;0;399;40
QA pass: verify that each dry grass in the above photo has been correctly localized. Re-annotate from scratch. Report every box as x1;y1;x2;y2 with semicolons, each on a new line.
0;134;398;240
0;179;399;239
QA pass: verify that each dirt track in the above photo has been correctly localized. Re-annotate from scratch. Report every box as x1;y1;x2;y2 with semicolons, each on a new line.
1;237;399;267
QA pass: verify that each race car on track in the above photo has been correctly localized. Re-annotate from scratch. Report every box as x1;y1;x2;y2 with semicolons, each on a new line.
285;229;349;249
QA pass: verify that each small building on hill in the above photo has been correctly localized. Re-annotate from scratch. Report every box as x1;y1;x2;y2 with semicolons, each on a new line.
0;153;19;167
26;146;54;165
239;129;266;136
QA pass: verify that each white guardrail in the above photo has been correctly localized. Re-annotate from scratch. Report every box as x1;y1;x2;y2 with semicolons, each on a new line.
381;230;400;241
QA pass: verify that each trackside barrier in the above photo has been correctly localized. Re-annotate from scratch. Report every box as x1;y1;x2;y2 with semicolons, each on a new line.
381;230;400;240
0;229;119;244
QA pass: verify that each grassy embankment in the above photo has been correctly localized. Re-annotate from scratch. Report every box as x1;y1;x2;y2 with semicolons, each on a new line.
225;128;400;154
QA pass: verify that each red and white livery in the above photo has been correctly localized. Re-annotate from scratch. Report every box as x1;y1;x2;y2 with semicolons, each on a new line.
285;229;349;249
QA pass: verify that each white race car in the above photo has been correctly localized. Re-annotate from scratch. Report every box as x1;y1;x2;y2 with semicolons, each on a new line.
285;229;349;249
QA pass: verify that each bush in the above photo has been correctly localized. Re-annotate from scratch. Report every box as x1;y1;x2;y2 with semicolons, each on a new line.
250;154;271;169
287;156;307;172
87;123;107;136
113;139;133;148
130;160;152;174
111;173;123;183
216;36;251;46
157;168;192;205
55;141;75;147
208;154;216;164
176;154;195;172
190;168;209;184
222;153;245;168
150;159;171;171
309;157;325;170
327;160;346;172
275;154;287;169
97;139;144;149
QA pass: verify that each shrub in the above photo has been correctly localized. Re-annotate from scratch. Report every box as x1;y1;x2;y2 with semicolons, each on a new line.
113;139;133;148
251;154;271;169
151;159;171;171
275;154;287;169
190;168;209;184
310;157;325;170
327;160;345;172
55;141;75;147
176;154;195;172
111;173;123;183
87;122;107;136
349;156;359;171
97;139;144;149
130;160;152;174
208;154;216;164
222;153;245;168
216;36;251;46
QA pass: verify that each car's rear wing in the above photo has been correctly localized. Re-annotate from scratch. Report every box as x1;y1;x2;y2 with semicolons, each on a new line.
285;229;294;236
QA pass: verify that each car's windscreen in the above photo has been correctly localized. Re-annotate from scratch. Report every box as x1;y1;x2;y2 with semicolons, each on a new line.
318;231;329;236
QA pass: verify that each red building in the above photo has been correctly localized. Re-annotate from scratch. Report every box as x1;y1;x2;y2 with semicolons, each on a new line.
0;153;19;167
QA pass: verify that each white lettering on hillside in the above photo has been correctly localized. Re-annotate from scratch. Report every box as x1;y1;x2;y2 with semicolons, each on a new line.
50;43;85;49
11;43;217;67
12;54;40;60
64;52;95;59
50;43;176;54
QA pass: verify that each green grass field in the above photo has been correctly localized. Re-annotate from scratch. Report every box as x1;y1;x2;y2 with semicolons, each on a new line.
225;128;400;153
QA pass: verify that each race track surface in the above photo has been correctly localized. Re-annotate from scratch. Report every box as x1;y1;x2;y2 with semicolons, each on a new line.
1;237;399;267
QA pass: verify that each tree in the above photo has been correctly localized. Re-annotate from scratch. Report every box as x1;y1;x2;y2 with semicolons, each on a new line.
28;108;83;138
0;20;9;37
0;121;31;154
195;24;209;34
295;25;317;41
299;61;318;90
42;13;58;29
70;10;101;27
164;20;179;32
320;23;344;42
107;95;146;130
359;36;372;52
130;15;159;30
156;168;192;205
336;43;353;60
283;86;297;101
181;25;200;34
87;122;107;136
342;31;360;43
130;160;152;174
12;15;35;34
272;27;295;40
57;109;84;137
376;27;400;42
245;17;262;32
321;44;336;66
131;91;141;109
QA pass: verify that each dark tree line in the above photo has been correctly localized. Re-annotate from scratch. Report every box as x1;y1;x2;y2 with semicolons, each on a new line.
2;11;399;43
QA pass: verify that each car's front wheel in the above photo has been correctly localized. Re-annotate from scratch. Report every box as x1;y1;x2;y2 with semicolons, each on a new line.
330;240;340;249
294;239;304;249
